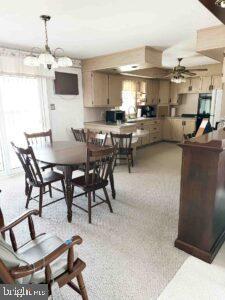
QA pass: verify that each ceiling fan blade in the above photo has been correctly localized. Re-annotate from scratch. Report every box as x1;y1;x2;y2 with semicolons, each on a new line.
188;68;208;72
198;0;225;24
182;71;197;76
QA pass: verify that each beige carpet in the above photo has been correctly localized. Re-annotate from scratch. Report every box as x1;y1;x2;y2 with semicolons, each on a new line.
0;142;188;300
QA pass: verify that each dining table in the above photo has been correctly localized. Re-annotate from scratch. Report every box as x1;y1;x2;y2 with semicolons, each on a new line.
33;141;116;223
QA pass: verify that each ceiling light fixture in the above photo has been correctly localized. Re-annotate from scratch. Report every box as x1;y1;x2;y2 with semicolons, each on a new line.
24;15;73;70
215;0;225;8
171;75;186;84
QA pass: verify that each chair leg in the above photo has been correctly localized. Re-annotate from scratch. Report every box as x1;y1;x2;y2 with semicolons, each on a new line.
39;187;43;217
93;191;96;202
87;192;92;224
25;185;33;209
127;156;131;173
25;176;29;196
49;184;52;198
77;272;88;300
103;187;113;213
131;153;134;167
61;180;66;197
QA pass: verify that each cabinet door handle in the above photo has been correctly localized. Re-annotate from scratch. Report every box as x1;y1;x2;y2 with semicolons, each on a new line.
107;98;109;105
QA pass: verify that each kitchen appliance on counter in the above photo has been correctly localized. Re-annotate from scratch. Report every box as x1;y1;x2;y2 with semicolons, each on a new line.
106;110;125;124
140;106;157;118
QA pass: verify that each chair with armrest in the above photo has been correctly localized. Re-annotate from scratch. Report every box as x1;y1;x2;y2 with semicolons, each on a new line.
11;142;66;217
0;208;88;299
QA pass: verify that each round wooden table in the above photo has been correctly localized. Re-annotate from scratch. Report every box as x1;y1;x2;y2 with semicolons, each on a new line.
33;141;115;222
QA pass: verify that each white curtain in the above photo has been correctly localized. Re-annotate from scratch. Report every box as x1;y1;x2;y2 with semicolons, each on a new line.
120;80;137;114
0;75;50;172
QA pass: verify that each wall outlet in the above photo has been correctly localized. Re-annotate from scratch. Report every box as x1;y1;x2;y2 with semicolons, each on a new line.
50;104;56;110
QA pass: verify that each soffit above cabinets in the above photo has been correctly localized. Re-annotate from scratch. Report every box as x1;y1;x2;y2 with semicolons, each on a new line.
197;25;225;62
82;46;162;72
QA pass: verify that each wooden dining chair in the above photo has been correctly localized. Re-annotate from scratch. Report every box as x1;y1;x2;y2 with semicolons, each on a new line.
71;145;116;223
71;128;86;142
11;143;66;217
0;208;88;299
86;130;108;146
24;130;55;195
110;132;133;173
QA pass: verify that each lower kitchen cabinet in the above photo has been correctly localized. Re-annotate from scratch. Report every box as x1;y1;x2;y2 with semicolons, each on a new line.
162;118;196;142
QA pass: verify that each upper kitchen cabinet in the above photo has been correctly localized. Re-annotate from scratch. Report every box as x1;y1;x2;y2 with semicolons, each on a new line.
158;80;170;105
177;80;189;94
170;82;179;104
211;75;223;90
201;76;212;93
189;77;202;93
83;71;122;107
108;74;122;107
146;80;159;105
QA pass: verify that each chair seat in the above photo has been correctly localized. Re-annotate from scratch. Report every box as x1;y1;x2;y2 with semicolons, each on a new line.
40;162;55;171
71;174;108;191
28;171;64;187
17;233;78;284
117;148;133;156
42;171;64;184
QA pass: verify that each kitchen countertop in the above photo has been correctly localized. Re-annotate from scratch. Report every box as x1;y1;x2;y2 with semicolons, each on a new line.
165;116;196;120
84;121;136;128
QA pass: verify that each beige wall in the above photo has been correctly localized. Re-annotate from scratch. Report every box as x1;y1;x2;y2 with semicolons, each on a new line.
177;94;199;116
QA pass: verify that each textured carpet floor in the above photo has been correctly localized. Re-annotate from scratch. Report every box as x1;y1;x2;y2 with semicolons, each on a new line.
0;142;188;300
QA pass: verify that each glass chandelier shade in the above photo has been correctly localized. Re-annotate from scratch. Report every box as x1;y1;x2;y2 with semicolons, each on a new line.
171;75;186;84
24;15;73;70
215;0;225;8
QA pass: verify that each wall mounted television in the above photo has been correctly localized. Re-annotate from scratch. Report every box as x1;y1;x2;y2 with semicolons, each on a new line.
54;71;79;95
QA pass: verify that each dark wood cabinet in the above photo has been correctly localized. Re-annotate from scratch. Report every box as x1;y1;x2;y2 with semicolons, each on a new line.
175;129;225;263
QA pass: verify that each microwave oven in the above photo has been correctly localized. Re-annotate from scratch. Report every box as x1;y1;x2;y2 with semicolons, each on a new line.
106;110;125;124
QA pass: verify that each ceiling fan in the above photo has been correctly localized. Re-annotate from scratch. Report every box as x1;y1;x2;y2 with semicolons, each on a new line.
198;0;225;24
166;58;208;83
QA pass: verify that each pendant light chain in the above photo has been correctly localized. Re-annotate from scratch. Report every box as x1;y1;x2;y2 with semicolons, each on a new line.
44;18;50;52
24;15;73;69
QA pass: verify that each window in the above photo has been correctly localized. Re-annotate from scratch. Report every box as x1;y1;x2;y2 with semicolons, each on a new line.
120;80;137;114
0;75;49;174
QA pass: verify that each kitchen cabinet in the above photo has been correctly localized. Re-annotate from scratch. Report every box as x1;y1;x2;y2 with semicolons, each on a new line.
189;77;202;93
146;80;159;105
170;83;179;104
162;118;172;140
177;80;189;94
162;118;196;142
171;119;183;141
212;75;223;90
108;74;122;107
201;76;212;93
159;80;170;105
83;71;122;107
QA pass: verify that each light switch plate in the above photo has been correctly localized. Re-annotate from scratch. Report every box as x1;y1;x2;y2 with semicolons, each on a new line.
50;104;56;110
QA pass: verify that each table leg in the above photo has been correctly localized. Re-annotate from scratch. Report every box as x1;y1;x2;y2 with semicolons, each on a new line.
63;166;73;223
109;171;116;199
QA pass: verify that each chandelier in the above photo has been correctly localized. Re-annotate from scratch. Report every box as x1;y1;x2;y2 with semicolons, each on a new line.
24;15;73;70
215;0;225;7
171;75;186;84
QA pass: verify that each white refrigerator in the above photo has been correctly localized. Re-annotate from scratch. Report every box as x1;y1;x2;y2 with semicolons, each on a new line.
210;89;223;128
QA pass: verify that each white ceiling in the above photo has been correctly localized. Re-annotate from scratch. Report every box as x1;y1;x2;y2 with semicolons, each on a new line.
0;0;221;66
